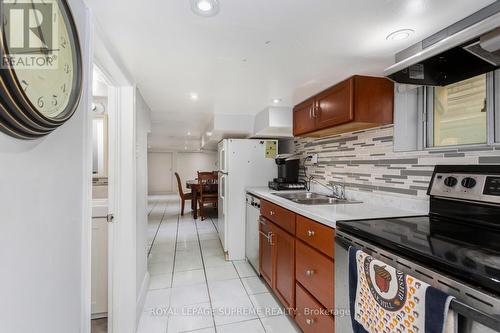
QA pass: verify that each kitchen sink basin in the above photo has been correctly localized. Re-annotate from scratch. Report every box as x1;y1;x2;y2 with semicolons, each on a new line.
271;192;362;205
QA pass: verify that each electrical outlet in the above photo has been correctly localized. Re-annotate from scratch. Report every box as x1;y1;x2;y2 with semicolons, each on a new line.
310;153;318;164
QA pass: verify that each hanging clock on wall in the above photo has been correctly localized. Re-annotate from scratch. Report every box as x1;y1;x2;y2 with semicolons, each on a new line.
0;0;83;139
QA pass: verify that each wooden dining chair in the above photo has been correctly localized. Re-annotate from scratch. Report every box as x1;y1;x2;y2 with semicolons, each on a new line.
197;171;218;221
175;172;192;216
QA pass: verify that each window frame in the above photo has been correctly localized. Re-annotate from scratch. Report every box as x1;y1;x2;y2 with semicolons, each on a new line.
422;71;500;150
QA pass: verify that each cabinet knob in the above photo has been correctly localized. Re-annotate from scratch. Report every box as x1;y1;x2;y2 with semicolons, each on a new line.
305;269;315;276
270;211;275;216
306;318;315;325
307;230;315;237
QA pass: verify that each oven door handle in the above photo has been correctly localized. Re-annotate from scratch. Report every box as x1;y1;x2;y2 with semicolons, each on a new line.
451;300;500;332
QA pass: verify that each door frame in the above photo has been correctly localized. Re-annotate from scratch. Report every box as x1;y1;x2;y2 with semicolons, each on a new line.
83;21;138;333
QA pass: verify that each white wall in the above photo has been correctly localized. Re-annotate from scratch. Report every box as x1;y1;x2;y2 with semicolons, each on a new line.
135;90;151;305
147;151;218;194
0;0;91;332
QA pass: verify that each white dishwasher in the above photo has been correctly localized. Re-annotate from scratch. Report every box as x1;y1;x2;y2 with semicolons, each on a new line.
245;193;261;273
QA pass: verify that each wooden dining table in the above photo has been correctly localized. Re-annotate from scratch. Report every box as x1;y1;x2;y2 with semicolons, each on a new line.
186;179;218;219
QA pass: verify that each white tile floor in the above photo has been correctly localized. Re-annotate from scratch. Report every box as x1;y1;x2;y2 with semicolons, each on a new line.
138;195;302;333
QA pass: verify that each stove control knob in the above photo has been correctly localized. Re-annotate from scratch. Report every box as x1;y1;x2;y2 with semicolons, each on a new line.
444;177;458;187
461;177;477;189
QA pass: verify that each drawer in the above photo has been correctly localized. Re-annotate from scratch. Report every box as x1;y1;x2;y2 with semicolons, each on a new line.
296;215;335;258
296;240;334;310
295;283;334;333
260;200;296;235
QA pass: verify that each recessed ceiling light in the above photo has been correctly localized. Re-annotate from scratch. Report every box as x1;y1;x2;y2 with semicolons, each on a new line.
386;29;415;41
189;92;199;101
191;0;219;17
272;98;282;104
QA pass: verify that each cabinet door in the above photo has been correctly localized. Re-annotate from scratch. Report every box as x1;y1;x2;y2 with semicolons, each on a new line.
273;224;295;310
296;283;335;333
293;99;316;136
296;240;334;310
315;78;354;130
259;217;274;287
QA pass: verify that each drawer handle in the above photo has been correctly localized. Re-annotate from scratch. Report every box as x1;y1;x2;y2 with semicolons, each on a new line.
269;232;275;246
259;231;275;246
270;210;275;216
306;318;315;325
305;269;315;276
307;230;315;237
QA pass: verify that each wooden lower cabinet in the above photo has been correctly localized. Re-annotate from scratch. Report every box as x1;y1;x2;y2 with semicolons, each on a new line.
296;283;335;333
273;224;295;310
259;217;273;287
296;240;334;311
259;217;296;310
259;200;335;332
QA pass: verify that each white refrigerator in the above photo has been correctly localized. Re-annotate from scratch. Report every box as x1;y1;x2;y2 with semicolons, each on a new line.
218;139;278;260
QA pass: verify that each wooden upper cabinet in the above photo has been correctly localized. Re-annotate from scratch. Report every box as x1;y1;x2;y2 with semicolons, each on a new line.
293;98;316;136
353;75;394;124
293;75;394;137
315;78;354;130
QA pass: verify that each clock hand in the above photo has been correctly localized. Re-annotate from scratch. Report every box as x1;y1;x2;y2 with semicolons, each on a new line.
18;49;61;54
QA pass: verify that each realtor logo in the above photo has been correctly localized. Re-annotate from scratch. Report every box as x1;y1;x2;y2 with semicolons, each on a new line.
2;0;59;69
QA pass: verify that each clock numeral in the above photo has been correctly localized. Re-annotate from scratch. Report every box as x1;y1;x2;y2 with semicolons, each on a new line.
37;96;44;108
64;63;71;74
61;83;67;93
61;37;67;49
21;80;29;92
52;95;58;106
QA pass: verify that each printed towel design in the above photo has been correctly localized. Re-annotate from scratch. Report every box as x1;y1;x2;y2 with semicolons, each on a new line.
348;247;456;333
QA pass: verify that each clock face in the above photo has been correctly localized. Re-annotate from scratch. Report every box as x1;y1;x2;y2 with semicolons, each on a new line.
10;1;76;120
0;0;82;139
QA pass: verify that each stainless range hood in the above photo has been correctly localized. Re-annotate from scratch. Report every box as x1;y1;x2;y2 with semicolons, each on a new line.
385;2;500;86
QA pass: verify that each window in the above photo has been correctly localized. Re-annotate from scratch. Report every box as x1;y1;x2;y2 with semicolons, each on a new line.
427;74;489;147
431;74;488;147
393;70;500;152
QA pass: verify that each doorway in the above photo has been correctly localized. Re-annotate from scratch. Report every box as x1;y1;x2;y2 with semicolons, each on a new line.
148;152;173;194
90;65;111;333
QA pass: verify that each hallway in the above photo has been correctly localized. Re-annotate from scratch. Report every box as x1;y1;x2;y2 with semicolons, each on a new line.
137;195;301;333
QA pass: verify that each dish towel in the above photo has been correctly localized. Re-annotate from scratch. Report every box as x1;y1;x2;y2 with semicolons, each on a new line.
348;247;457;333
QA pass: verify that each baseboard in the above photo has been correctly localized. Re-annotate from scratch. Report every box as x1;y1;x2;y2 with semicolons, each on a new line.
136;271;150;324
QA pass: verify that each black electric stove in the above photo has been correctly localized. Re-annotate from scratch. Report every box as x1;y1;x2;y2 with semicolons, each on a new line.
337;165;500;297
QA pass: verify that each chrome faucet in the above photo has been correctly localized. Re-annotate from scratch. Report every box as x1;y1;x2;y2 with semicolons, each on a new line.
309;177;347;200
332;183;346;200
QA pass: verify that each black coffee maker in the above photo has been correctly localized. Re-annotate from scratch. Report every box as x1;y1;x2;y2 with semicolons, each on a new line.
269;154;306;190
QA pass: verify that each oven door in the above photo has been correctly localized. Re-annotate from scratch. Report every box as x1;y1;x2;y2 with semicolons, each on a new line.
335;230;500;333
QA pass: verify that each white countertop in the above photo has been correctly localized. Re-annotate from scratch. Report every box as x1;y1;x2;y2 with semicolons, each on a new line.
246;187;426;229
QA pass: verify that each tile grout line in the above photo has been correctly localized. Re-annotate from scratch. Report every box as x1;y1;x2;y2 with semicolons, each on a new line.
194;214;219;333
164;198;183;333
147;200;168;257
231;260;268;332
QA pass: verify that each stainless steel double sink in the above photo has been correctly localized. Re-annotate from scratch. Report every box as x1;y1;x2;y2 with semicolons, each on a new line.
271;192;362;205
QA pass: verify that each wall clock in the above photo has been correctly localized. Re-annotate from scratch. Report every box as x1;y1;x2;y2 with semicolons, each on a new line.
0;0;83;139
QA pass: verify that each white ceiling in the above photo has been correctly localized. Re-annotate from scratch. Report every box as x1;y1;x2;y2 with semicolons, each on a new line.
84;0;496;150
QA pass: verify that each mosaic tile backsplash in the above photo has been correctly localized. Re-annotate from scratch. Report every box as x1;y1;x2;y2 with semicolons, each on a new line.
294;125;500;199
